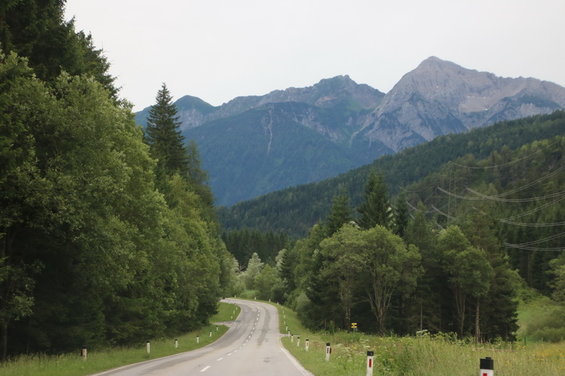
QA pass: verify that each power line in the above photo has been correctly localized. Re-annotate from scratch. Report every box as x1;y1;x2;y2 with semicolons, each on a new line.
504;244;564;252
502;196;565;220
437;186;483;200
499;219;565;227
449;139;560;170
466;188;565;203
480;166;563;198
431;204;457;220
504;232;565;247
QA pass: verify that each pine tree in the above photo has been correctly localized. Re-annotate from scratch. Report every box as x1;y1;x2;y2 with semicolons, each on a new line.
357;171;390;229
393;193;409;238
325;192;352;236
145;83;188;178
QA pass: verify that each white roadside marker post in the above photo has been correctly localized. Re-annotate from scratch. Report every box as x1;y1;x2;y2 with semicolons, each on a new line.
146;341;151;355
291;333;294;343
305;338;309;351
197;335;200;344
325;342;331;361
366;351;374;376
80;346;87;361
175;339;178;349
297;335;300;347
209;331;212;337
480;357;494;376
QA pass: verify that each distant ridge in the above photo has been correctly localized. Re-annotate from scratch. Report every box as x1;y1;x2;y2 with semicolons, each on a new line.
136;58;565;205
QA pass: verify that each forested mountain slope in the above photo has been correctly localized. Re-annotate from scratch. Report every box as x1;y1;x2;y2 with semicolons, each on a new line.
401;135;564;293
218;111;565;236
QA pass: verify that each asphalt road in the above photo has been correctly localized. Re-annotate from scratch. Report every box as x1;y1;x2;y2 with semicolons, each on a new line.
91;298;312;376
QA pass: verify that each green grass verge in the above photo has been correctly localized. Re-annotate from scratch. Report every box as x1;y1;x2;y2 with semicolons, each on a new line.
0;302;239;376
517;296;565;343
274;303;565;376
211;301;241;322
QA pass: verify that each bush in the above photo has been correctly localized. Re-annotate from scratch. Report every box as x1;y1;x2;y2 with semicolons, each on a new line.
524;305;565;342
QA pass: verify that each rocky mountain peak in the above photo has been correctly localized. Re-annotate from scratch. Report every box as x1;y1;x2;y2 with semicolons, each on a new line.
257;75;384;110
361;56;565;153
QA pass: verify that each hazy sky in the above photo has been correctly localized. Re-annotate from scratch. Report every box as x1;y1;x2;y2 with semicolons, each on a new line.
64;0;565;111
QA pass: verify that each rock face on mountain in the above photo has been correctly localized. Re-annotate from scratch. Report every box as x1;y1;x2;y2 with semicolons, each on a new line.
136;75;384;132
136;58;565;206
357;56;565;151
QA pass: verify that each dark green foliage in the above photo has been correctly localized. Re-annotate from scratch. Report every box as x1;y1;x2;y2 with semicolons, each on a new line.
404;136;564;294
276;131;565;340
357;171;390;229
219;111;565;237
221;229;289;267
0;52;224;358
392;193;409;237
324;192;353;237
0;0;116;95
145;83;189;179
145;85;216;223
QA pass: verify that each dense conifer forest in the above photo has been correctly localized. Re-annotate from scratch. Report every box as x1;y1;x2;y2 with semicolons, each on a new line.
219;112;565;236
0;0;236;359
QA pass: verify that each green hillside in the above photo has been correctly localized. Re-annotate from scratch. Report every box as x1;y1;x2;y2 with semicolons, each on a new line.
218;111;565;236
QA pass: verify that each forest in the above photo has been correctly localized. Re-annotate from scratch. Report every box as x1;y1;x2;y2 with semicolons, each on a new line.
0;0;237;359
225;134;564;342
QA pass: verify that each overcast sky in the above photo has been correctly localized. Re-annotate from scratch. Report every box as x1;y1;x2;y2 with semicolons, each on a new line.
64;0;565;111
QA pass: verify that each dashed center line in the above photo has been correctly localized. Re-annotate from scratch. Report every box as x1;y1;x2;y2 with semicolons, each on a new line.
217;357;223;361
200;365;211;372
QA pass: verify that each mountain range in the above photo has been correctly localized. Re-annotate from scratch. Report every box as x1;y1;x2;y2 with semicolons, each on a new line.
136;57;565;206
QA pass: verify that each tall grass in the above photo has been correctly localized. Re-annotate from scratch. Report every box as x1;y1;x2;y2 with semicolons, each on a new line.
276;303;565;376
0;302;239;376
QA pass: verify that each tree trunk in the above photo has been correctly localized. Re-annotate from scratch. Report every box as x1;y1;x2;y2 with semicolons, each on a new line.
420;301;423;330
475;299;481;343
455;292;466;336
1;321;7;361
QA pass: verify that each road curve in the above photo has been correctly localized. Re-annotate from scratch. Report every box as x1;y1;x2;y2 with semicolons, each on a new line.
91;298;312;376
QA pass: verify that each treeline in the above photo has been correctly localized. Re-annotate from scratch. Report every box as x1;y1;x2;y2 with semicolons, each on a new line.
219;111;565;237
242;172;519;340
401;136;565;294
222;229;289;267
0;1;234;358
246;136;564;340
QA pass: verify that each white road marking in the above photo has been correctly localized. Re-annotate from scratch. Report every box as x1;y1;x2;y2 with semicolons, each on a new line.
280;346;313;376
200;365;211;372
217;357;223;361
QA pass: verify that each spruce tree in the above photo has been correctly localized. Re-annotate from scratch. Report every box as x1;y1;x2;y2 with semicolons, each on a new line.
145;83;189;178
393;193;409;238
325;192;352;237
357;171;390;229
